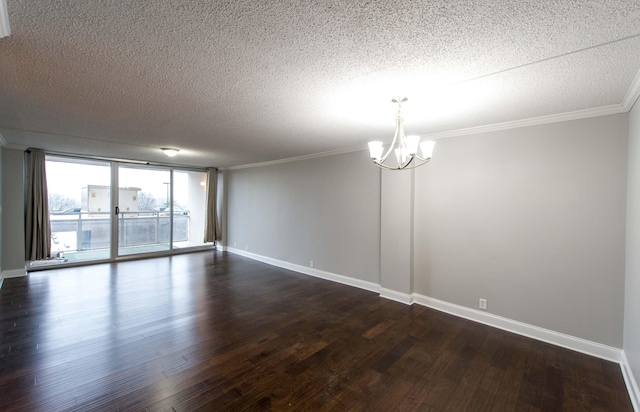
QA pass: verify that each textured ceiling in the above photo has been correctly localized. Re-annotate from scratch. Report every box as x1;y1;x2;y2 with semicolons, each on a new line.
0;0;639;167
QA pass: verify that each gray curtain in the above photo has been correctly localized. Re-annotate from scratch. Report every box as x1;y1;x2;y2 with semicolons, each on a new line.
25;149;51;260
204;168;221;242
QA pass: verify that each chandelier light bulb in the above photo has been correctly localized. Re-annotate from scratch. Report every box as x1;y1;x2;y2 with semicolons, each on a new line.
368;141;383;161
405;135;421;155
420;140;435;159
0;0;10;38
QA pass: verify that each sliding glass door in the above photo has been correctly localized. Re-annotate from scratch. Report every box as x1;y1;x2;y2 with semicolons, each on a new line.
39;155;212;267
117;165;172;257
46;156;112;264
172;170;208;250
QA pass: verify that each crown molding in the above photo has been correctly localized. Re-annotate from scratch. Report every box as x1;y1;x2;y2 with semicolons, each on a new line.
623;68;640;111
2;143;28;151
423;104;627;140
0;0;10;38
225;103;629;170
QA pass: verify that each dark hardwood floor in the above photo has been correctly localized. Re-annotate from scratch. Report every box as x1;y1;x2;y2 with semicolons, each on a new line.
0;251;633;411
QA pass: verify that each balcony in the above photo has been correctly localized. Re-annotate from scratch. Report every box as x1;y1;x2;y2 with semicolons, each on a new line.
47;211;200;264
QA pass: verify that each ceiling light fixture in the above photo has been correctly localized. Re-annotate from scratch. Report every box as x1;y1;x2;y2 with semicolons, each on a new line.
0;0;10;38
368;97;435;170
161;148;179;157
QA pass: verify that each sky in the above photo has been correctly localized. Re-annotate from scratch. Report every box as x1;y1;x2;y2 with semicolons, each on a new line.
46;160;199;209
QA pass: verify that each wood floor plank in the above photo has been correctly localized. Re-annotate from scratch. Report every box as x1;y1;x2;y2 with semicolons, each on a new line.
540;365;564;411
0;251;634;411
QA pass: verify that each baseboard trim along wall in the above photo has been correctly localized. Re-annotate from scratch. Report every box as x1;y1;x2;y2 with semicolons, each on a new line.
0;268;26;289
380;288;413;305
226;247;621;359
226;247;380;294
225;248;637;404
2;268;26;279
412;294;622;363
621;352;640;412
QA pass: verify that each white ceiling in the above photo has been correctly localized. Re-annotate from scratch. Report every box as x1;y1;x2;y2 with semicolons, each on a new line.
0;0;639;168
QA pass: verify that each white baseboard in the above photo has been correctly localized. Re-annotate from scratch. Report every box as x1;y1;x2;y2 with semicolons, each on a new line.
380;287;413;305
226;247;380;294
621;351;640;411
2;268;26;279
223;249;626;363
413;294;622;363
219;249;637;407
0;268;26;289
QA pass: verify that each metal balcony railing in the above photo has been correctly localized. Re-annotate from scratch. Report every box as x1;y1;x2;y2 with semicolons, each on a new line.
50;211;190;253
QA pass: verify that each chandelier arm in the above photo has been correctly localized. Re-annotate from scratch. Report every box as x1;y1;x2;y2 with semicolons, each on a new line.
372;160;405;171
372;154;429;171
374;154;430;171
400;155;416;169
398;157;432;170
377;142;396;164
372;159;431;171
413;154;432;162
376;116;402;165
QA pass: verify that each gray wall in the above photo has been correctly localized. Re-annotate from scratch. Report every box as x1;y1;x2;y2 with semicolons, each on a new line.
625;101;640;382
414;115;628;347
1;148;25;273
226;151;381;284
226;114;628;348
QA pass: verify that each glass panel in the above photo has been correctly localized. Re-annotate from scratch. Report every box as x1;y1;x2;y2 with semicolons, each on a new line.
46;156;111;264
118;166;171;256
172;170;208;249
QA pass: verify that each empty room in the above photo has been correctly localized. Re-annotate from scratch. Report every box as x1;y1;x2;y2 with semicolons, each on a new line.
0;1;639;410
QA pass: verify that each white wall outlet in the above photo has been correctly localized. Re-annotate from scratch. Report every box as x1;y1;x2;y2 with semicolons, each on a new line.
234;242;237;247
310;260;314;268
245;245;248;251
479;298;488;310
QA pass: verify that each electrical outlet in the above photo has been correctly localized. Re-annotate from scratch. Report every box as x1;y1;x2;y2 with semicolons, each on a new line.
234;242;237;247
310;260;314;268
479;298;487;310
245;245;248;251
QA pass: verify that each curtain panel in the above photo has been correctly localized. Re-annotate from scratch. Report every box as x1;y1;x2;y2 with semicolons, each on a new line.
204;168;221;242
25;149;51;260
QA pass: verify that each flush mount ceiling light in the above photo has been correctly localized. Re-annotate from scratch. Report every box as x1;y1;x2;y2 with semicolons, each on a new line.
0;0;10;38
161;148;179;157
368;97;435;170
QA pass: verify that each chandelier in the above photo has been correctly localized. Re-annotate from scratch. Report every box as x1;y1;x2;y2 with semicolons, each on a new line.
368;97;435;170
